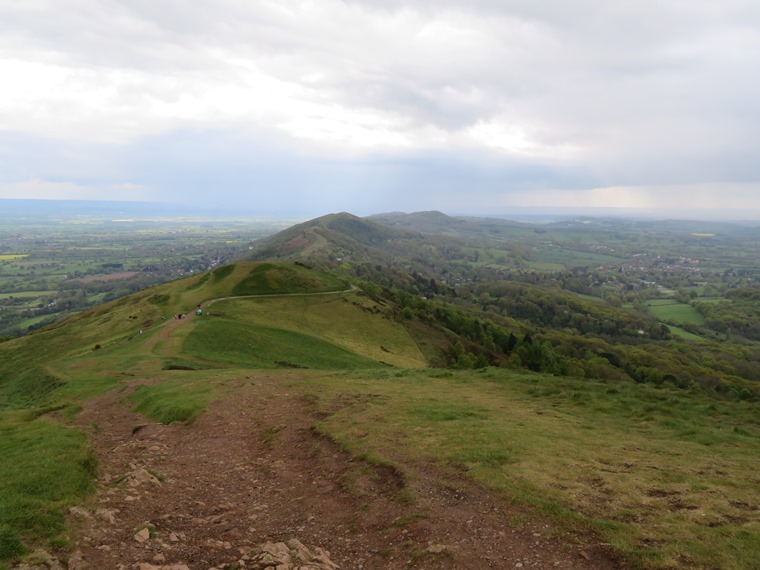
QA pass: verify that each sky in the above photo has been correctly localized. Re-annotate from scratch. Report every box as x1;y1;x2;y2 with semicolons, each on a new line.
1;1;760;218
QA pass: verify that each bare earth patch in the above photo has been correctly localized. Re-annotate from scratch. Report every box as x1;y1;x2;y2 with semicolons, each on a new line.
64;376;621;569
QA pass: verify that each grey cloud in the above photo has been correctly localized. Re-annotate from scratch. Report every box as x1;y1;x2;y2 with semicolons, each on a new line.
1;0;759;209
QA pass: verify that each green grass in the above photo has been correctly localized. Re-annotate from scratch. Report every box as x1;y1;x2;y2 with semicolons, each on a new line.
533;247;625;269
667;325;704;340
231;262;346;296
0;413;95;568
2;258;758;568
212;263;236;283
210;293;427;367
525;261;566;271
0;291;56;300
184;318;381;369
128;380;213;424
302;369;760;570
646;300;705;325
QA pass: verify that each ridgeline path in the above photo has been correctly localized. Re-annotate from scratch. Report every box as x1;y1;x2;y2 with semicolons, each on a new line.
60;288;622;569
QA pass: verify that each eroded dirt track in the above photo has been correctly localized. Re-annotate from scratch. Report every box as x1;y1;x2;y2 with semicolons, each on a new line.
67;375;621;569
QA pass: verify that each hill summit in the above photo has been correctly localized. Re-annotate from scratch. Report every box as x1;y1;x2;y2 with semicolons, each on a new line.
247;212;418;265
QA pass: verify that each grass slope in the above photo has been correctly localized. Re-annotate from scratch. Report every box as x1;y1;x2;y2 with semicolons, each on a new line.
304;369;760;570
0;261;383;566
184;318;380;369
0;411;94;564
205;292;427;368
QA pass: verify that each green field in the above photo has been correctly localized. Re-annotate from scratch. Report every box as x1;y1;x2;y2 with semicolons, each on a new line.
667;325;705;341
533;247;625;269
0;291;56;300
646;300;706;325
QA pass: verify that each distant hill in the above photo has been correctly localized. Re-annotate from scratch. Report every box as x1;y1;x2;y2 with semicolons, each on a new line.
245;212;462;276
245;210;537;282
369;210;533;238
246;212;405;263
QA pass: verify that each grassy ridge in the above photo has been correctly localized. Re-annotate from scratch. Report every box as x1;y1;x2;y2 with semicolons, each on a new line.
184;318;381;369
304;369;760;569
210;293;427;368
0;261;365;566
232;262;346;296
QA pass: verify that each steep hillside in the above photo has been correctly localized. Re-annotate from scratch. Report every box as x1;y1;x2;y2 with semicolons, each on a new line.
246;212;471;280
247;212;411;263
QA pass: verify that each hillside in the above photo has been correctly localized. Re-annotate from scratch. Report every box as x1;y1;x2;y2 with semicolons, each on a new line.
370;210;533;239
1;241;760;568
247;212;410;264
246;212;474;281
0;260;619;569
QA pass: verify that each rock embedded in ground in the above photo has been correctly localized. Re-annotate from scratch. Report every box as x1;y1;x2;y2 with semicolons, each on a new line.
68;507;92;520
134;528;151;543
246;539;339;570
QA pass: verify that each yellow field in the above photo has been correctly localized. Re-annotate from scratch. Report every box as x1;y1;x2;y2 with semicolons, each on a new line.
0;254;29;260
690;232;715;237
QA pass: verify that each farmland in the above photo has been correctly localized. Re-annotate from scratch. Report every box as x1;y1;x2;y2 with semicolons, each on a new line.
0;206;296;337
645;300;705;325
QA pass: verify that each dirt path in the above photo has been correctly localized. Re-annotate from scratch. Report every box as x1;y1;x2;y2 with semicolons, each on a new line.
65;375;621;570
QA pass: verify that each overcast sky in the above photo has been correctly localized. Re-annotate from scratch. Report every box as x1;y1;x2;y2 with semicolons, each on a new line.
1;1;759;217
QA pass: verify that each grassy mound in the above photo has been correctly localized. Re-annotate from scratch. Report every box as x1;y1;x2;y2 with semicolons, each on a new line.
231;262;346;296
184;318;380;369
208;293;428;368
